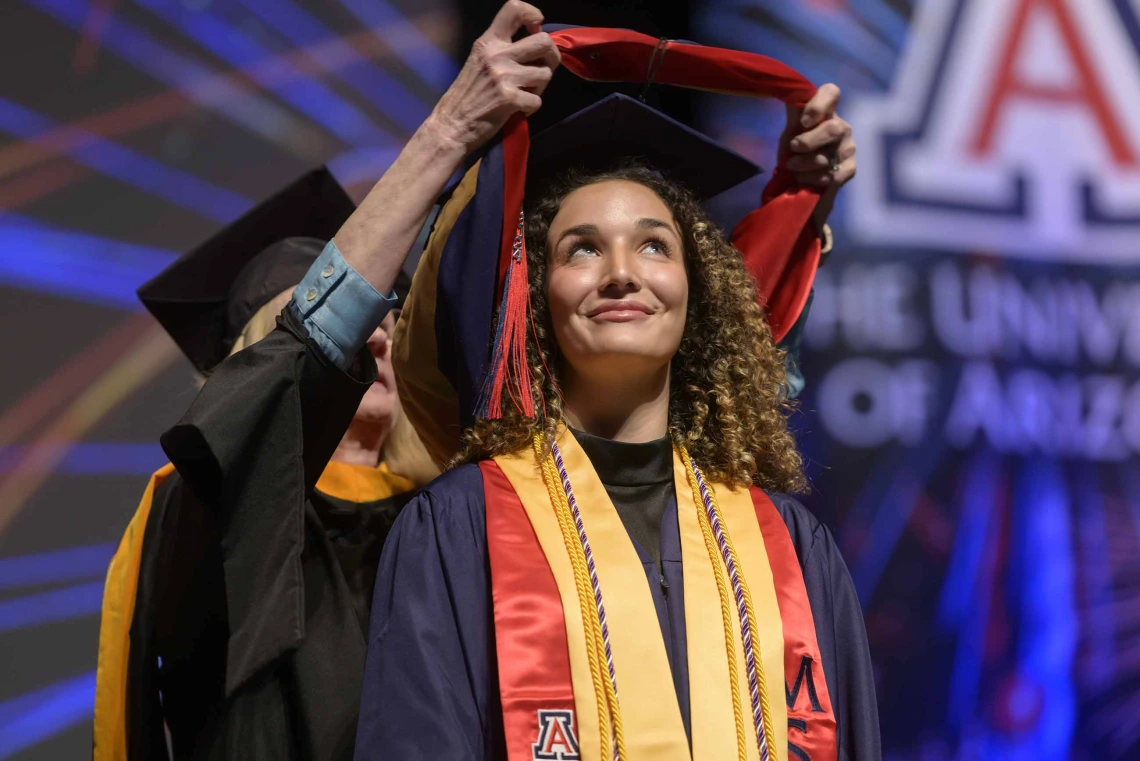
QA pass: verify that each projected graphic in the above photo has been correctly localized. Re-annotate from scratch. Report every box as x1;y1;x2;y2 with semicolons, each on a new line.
696;2;1140;760
0;2;455;758
848;0;1140;261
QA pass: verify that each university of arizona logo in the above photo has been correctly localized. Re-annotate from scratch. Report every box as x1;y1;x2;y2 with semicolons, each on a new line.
848;0;1140;262
532;709;580;761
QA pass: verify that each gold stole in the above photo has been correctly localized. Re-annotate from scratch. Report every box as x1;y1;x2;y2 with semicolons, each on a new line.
315;460;414;503
494;430;788;761
94;462;175;761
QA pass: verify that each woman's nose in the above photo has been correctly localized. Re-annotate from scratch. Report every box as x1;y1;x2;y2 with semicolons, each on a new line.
600;246;641;292
366;327;390;355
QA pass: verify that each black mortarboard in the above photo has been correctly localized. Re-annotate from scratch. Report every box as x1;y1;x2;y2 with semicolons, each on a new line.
526;93;762;199
139;167;408;372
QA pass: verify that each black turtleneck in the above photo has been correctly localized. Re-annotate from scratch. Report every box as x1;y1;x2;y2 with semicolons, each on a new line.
569;427;675;573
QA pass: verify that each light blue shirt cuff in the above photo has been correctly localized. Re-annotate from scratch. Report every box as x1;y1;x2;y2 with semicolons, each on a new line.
289;239;398;370
777;289;813;400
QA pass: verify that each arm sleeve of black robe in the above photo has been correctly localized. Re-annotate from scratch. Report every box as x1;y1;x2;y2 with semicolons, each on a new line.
160;306;375;502
808;522;883;761
157;306;378;694
355;465;500;761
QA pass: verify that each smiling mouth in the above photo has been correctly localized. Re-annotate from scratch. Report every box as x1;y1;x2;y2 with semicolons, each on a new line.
591;310;652;323
588;302;654;322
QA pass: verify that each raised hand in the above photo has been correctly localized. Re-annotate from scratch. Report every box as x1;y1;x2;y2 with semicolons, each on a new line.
331;3;560;297
781;83;856;229
429;0;561;155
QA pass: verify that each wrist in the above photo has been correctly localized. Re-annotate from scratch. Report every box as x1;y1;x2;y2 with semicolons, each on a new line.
415;114;471;165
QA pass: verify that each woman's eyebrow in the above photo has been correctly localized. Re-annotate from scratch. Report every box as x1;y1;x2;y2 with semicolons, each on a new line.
556;223;600;245
637;218;679;236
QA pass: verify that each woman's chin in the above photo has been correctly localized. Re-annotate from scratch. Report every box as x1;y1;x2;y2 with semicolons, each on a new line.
570;343;674;374
351;402;397;428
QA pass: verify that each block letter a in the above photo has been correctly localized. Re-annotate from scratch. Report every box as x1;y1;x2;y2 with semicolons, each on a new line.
971;0;1137;166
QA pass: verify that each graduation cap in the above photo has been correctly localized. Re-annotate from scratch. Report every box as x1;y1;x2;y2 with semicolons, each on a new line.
139;167;411;372
525;92;761;199
393;27;824;466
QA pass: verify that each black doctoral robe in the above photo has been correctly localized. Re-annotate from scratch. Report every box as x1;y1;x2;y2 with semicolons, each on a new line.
354;430;882;761
123;307;414;761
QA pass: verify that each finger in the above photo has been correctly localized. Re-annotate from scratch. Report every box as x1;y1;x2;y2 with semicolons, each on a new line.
488;0;544;41
504;60;554;94
792;169;837;188
800;83;840;129
793;167;839;186
794;157;856;187
837;131;856;162
790;117;850;153
505;32;561;70
833;156;856;185
511;89;543;115
785;152;831;172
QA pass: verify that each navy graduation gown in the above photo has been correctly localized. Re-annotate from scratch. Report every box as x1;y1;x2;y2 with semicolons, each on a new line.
355;449;882;760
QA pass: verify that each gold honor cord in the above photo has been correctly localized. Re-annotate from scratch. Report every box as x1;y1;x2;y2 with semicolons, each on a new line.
679;443;750;761
680;443;779;761
535;433;627;761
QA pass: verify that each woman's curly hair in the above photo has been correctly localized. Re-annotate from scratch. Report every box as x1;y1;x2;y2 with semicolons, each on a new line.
456;163;807;493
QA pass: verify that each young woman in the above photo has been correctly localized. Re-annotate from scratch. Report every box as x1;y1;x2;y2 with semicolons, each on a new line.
352;5;875;761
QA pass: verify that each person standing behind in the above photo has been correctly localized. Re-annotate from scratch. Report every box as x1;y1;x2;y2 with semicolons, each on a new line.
94;4;566;752
95;168;438;761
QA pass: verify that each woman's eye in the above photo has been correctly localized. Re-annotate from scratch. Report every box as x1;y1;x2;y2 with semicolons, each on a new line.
568;242;597;258
643;239;670;256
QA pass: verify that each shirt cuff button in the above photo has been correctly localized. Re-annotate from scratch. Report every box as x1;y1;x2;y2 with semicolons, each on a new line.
321;264;335;278
305;288;318;302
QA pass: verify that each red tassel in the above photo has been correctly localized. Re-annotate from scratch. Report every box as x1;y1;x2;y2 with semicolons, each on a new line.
484;213;536;419
479;116;538;420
